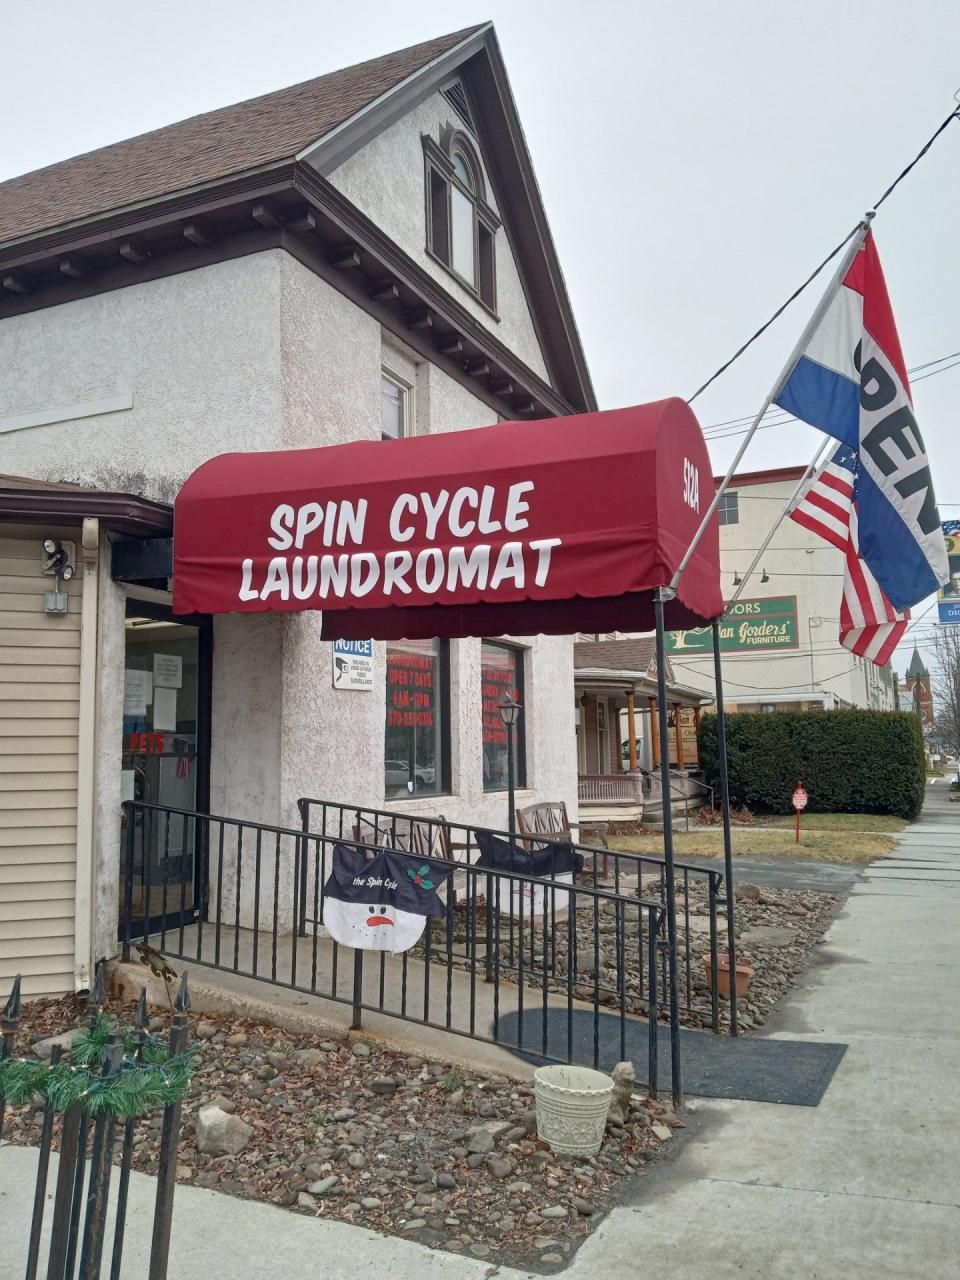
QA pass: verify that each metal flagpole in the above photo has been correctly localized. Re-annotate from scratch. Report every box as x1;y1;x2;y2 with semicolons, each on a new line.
653;589;682;1107
669;217;872;596
724;436;832;611
711;619;739;1035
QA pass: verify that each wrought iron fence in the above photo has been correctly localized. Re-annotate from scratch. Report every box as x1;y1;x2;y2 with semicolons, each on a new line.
0;967;191;1280
121;800;674;1100
298;798;727;1035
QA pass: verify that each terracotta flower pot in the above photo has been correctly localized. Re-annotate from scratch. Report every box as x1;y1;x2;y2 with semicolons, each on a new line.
704;952;755;999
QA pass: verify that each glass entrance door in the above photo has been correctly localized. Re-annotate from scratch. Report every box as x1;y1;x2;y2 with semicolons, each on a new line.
119;601;211;938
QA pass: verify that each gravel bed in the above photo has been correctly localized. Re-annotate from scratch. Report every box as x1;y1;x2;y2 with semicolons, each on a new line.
414;880;842;1035
3;997;684;1271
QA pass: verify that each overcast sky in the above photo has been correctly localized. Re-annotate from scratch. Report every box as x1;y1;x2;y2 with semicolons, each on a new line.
3;1;958;674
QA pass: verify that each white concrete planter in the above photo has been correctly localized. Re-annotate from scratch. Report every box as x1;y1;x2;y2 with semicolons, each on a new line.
533;1064;614;1157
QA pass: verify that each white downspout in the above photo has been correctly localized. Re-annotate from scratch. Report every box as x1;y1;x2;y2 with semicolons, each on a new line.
73;517;100;992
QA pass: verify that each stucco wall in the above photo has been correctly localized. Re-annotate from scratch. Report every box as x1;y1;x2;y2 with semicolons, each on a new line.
325;91;551;384
2;249;578;944
0;254;283;501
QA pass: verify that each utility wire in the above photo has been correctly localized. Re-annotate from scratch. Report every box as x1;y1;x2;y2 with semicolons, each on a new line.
699;351;960;443
687;100;960;405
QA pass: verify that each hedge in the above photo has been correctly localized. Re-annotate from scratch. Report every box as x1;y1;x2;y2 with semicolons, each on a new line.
698;710;925;820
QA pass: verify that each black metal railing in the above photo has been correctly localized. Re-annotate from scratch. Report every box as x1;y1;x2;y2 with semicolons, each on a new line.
121;800;673;1099
298;798;726;1036
0;967;191;1280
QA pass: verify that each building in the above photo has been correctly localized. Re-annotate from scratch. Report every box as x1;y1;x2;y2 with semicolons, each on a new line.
0;26;594;998
904;646;934;727
661;466;897;713
573;638;712;823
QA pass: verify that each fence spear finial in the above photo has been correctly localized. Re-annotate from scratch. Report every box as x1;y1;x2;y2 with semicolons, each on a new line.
90;961;107;1013
135;986;150;1030
2;973;22;1022
174;972;191;1013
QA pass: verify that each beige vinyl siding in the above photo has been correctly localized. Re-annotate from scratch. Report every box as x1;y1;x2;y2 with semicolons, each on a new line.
0;533;80;998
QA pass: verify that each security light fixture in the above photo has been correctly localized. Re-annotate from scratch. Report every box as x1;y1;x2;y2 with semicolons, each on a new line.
733;571;743;586
761;568;770;583
41;537;75;614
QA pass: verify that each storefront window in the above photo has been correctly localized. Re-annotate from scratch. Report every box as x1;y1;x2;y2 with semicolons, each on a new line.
481;641;526;791
385;638;449;799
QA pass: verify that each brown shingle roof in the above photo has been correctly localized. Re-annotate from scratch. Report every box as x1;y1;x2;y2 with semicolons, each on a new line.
574;638;657;674
0;26;482;245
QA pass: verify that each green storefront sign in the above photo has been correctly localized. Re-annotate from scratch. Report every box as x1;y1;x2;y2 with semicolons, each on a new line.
666;595;799;654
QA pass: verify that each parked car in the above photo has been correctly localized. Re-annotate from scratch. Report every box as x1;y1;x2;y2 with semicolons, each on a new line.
385;760;413;794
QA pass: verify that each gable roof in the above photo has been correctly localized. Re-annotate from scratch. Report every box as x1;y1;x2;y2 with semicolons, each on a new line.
575;638;659;676
0;27;483;245
0;25;595;416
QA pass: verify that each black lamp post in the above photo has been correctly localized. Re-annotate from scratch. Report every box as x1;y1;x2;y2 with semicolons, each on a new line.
499;694;522;836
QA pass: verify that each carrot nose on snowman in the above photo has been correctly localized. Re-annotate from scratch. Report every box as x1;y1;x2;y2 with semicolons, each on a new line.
366;905;393;926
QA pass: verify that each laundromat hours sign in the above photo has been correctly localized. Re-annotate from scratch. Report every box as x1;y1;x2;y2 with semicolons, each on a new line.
666;596;799;654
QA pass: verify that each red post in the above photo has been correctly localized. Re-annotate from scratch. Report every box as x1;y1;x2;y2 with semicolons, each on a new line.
796;808;800;844
792;780;807;844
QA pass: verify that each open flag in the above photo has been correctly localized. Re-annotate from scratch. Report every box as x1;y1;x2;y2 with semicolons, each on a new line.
790;444;909;665
774;230;948;611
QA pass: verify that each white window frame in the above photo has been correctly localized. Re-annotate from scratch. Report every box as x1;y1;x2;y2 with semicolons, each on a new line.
381;367;414;441
718;490;739;526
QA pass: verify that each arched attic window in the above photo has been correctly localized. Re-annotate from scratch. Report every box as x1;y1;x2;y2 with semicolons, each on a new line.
424;132;499;312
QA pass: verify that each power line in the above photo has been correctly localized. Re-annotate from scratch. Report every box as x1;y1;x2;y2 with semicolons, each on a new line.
687;99;960;404
699;350;960;442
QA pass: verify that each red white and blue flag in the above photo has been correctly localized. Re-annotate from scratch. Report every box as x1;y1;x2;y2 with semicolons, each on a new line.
790;444;909;665
774;230;949;611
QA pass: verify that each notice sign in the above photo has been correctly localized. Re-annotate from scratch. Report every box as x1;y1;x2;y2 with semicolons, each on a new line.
332;639;373;691
666;596;799;655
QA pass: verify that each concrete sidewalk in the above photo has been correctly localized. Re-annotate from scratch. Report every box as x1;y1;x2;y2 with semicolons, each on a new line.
3;789;957;1278
557;785;960;1278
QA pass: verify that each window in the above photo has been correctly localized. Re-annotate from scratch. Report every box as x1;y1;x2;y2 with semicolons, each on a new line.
385;638;449;798
424;135;499;311
481;641;526;791
718;490;739;526
381;370;410;441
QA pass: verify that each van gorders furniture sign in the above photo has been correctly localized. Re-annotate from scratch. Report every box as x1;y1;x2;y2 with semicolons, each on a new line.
666;596;799;654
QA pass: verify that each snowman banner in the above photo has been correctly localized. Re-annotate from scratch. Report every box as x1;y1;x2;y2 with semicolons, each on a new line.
323;844;454;954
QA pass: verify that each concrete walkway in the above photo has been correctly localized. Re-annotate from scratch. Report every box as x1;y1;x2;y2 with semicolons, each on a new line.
558;785;960;1278
2;789;957;1277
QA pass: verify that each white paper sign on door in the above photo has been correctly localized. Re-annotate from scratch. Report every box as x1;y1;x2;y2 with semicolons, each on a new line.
123;669;152;717
153;687;178;732
153;654;183;689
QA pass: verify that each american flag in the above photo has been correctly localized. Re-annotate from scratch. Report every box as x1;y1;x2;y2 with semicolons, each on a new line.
790;444;909;666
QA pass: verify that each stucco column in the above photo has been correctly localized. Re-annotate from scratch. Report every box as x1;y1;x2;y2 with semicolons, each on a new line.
625;689;638;771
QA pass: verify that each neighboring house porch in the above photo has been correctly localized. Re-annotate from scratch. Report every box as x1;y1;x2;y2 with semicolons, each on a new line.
574;638;712;825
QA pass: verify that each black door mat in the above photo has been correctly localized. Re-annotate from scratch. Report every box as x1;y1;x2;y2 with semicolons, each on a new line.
496;1009;847;1106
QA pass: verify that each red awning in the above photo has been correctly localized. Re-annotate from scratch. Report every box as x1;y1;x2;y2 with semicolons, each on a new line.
172;399;721;636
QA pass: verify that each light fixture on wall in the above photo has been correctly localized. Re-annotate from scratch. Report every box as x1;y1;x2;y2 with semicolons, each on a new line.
41;538;75;615
732;571;742;586
761;568;770;583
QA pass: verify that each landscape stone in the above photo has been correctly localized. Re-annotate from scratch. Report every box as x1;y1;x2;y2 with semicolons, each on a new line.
351;1042;371;1058
466;1130;496;1155
293;1048;327;1068
297;1192;317;1211
307;1176;339;1195
195;1106;254;1156
31;1027;85;1061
